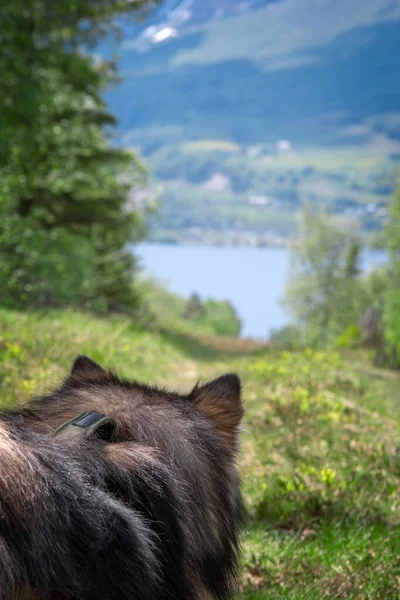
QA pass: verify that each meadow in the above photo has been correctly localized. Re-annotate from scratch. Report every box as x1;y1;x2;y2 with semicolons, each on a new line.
1;309;400;598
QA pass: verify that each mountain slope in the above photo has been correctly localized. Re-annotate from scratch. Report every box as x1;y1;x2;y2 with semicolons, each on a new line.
168;0;400;68
106;0;400;246
108;0;400;147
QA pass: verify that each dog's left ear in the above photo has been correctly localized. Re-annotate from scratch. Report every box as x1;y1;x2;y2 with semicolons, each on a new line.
65;355;109;386
191;374;243;449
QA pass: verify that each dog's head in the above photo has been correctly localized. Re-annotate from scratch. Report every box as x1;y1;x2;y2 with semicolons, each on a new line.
50;355;244;456
13;356;245;599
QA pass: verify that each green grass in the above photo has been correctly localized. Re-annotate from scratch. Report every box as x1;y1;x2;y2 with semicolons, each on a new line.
239;350;400;598
1;309;400;598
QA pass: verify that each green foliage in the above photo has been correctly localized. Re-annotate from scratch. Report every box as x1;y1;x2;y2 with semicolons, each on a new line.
146;142;395;245
170;291;242;336
135;280;242;337
363;266;389;310
269;325;302;349
201;298;242;337
0;0;158;311
281;185;400;366
336;323;361;348
152;146;255;193
183;293;206;321
284;206;364;347
242;347;400;598
150;183;296;246
0;217;96;310
382;180;400;365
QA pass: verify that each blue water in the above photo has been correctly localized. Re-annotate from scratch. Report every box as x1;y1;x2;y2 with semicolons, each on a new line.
135;243;387;340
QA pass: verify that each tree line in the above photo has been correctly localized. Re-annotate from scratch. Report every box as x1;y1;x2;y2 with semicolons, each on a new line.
281;182;400;366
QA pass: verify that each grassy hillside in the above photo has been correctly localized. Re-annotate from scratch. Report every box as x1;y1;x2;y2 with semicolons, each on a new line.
146;144;398;245
2;309;400;598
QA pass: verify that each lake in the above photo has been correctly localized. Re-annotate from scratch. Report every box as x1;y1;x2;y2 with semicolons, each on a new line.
135;243;387;340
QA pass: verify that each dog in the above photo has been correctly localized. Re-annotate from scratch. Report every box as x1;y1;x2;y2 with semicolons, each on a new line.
0;355;244;599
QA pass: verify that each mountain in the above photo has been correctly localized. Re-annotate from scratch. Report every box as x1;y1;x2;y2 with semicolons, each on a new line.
105;0;400;246
129;0;274;39
108;0;400;148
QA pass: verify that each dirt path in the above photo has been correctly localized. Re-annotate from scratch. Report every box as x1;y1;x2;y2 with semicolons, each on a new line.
194;334;269;352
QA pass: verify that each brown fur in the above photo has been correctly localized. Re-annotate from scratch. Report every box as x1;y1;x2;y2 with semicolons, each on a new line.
0;356;244;600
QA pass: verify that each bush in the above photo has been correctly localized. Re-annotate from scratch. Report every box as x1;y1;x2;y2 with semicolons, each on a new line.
269;324;302;349
202;299;242;337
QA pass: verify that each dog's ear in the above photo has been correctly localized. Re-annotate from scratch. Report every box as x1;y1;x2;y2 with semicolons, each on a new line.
191;374;243;449
65;355;109;386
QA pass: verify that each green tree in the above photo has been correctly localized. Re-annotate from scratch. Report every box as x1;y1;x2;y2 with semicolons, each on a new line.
284;206;363;347
202;299;242;337
0;0;158;311
182;293;241;337
382;181;400;365
183;293;206;322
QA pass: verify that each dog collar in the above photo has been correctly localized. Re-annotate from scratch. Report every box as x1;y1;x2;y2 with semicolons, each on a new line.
54;411;118;442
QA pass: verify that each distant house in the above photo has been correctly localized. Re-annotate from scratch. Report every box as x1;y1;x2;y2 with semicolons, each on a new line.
377;207;388;218
248;195;273;207
203;173;231;192
276;140;292;153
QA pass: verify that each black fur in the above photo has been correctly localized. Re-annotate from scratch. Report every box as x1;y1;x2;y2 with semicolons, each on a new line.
0;356;244;599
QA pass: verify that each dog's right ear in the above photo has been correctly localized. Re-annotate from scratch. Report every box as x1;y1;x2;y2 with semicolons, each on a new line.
190;374;243;450
64;355;109;386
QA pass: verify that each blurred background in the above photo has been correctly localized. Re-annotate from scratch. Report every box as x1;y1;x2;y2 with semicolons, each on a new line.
2;0;400;348
2;1;400;597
